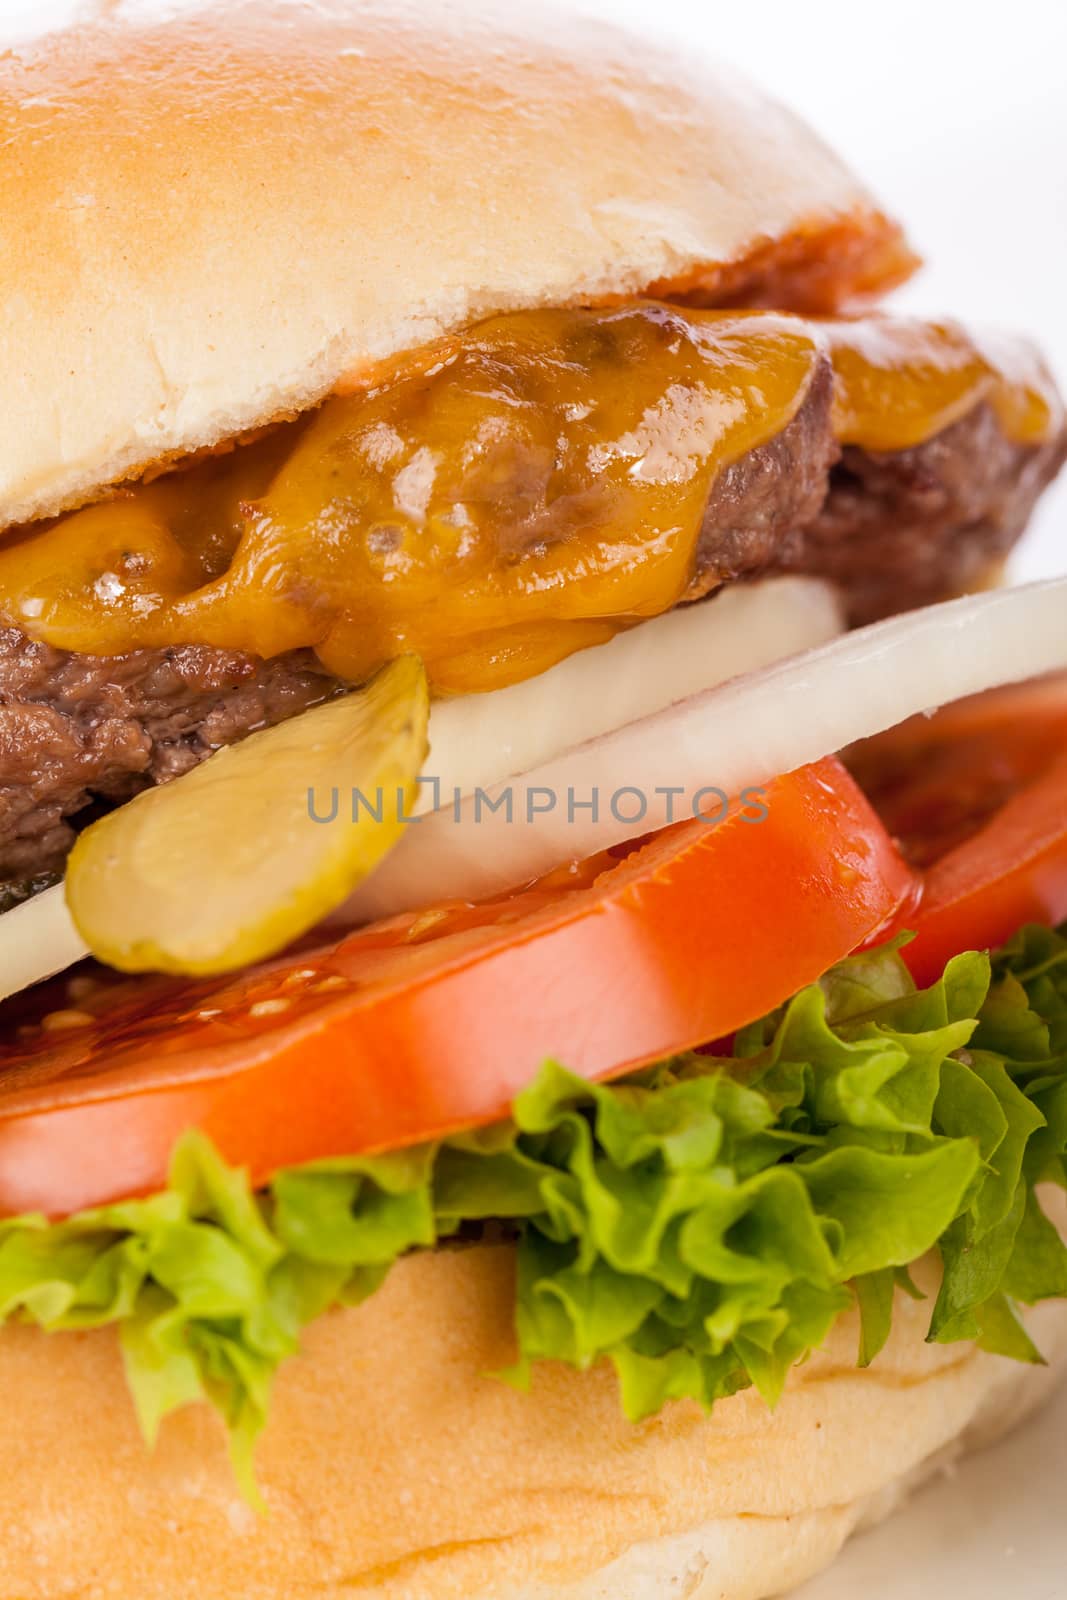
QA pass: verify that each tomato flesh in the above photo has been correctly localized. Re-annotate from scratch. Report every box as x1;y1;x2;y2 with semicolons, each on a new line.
0;759;912;1217
847;675;1067;868
851;678;1067;984
899;748;1067;984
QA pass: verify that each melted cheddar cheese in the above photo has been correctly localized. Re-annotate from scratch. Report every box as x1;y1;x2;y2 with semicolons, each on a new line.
0;306;1058;694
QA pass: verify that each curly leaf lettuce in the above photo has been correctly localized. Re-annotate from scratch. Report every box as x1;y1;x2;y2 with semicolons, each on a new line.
1;927;1066;1488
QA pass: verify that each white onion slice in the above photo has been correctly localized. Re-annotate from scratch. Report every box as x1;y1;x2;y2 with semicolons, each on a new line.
0;884;91;1004
0;576;842;1002
418;576;845;809
347;576;1067;920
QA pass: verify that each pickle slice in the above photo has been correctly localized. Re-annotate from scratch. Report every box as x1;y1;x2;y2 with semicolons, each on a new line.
66;656;429;976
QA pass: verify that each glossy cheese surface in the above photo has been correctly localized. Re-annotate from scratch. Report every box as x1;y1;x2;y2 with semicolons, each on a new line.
0;305;1058;694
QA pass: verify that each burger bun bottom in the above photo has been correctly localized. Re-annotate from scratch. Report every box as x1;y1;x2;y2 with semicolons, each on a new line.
1;1192;1066;1599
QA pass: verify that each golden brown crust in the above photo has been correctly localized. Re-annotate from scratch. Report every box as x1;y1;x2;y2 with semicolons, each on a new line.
1;1228;1064;1600
0;0;913;533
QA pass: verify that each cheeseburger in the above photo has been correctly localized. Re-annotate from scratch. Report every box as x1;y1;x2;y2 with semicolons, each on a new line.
1;2;1067;1597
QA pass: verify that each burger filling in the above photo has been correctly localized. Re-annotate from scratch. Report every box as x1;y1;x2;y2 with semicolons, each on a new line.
1;295;1067;1492
0;303;1063;902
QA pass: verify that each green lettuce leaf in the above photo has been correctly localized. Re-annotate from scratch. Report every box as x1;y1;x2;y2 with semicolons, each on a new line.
1;925;1066;1490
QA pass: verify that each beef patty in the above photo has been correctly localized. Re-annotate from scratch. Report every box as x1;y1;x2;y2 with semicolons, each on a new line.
1;364;1063;897
0;644;337;904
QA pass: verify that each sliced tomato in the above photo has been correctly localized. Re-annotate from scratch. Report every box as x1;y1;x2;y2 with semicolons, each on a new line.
0;758;912;1217
847;675;1067;868
899;749;1067;985
852;678;1067;984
